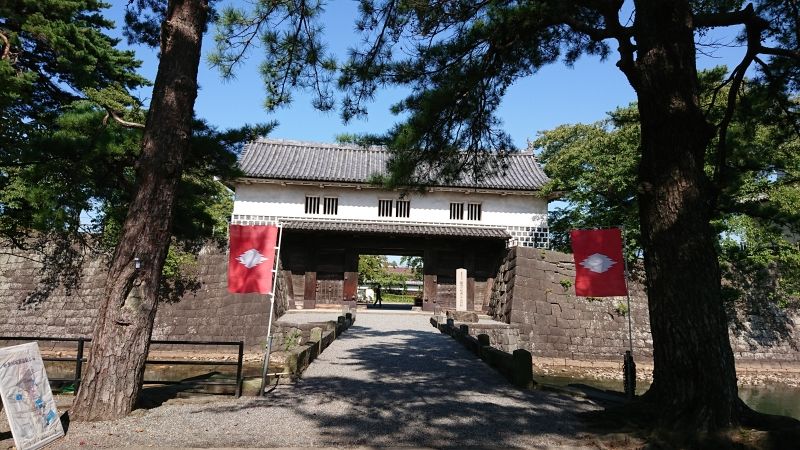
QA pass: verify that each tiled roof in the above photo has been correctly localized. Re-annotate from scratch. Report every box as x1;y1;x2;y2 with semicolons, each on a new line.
281;220;511;239
238;139;549;191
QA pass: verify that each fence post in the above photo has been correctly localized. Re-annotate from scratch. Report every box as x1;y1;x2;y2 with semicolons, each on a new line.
75;338;85;388
623;350;636;399
235;341;244;398
477;334;490;359
512;349;534;388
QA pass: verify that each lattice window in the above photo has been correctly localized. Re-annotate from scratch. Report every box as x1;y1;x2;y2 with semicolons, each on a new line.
378;199;393;217
305;196;320;214
449;202;464;220
323;197;338;215
395;200;410;218
467;203;482;221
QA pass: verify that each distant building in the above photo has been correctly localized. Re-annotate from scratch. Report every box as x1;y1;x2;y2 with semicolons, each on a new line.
231;139;550;311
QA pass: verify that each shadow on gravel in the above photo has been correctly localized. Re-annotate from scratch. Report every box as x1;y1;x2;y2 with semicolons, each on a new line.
136;372;229;409
194;324;597;448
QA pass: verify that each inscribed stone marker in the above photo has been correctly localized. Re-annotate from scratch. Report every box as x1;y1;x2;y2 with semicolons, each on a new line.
456;268;467;311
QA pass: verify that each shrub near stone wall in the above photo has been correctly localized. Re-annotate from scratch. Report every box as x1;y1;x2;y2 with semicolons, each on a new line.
489;248;800;364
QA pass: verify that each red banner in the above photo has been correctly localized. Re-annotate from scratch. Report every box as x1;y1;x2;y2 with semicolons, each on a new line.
570;228;628;297
228;225;279;294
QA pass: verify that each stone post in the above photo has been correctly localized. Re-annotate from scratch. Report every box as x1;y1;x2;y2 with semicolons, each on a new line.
456;268;467;311
310;327;323;353
512;349;534;388
477;334;491;360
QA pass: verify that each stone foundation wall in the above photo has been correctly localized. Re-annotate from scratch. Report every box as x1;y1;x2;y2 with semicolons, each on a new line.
270;320;338;351
462;323;520;353
488;247;800;363
3;243;797;363
0;245;290;350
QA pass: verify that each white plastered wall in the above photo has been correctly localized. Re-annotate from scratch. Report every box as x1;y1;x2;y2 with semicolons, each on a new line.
232;182;548;228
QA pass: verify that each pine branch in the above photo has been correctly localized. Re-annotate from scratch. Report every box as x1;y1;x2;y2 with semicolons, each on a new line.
757;45;800;60
275;2;307;108
694;4;767;29
712;4;771;188
753;56;800;138
709;1;800;190
211;4;277;78
103;108;145;129
561;17;616;41
0;30;10;60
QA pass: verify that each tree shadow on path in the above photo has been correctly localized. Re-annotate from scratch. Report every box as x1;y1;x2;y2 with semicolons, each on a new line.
198;323;600;448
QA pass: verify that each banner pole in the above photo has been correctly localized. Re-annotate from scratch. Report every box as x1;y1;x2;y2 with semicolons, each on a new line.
259;222;284;396
620;225;634;355
619;226;637;399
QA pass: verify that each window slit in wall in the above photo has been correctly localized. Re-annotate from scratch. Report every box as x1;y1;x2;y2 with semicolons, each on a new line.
323;197;338;215
395;200;410;218
467;203;481;221
378;199;392;217
449;202;464;220
305;196;320;214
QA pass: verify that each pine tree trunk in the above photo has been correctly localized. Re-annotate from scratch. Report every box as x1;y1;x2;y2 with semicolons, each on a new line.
629;0;739;430
71;0;208;421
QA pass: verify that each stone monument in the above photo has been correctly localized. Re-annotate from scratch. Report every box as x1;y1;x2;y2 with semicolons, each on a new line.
456;268;467;311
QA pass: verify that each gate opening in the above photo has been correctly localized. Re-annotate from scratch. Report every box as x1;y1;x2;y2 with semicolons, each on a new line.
357;254;423;310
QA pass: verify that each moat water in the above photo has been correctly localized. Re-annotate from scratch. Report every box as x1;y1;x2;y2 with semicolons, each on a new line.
537;375;800;420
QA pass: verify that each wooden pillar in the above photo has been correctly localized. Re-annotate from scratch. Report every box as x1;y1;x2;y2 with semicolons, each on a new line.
423;248;437;312
303;241;317;309
343;250;359;303
283;269;295;309
465;250;476;312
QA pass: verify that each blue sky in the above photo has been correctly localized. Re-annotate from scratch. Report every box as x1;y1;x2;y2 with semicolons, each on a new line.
106;1;751;151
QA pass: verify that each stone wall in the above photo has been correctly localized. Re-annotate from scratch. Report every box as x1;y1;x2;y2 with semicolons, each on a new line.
488;247;800;363
3;243;797;362
0;245;291;350
270;320;338;351
461;323;520;353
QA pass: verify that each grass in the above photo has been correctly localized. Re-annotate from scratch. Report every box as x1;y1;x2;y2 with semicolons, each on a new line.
382;293;417;304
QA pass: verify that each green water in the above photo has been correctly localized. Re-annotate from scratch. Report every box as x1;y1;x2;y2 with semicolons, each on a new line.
739;384;800;419
537;375;800;420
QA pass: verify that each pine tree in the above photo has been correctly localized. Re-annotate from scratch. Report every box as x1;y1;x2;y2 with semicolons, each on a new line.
0;0;147;248
335;0;800;431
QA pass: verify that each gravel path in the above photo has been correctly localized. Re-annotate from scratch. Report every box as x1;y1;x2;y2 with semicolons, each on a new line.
7;312;601;449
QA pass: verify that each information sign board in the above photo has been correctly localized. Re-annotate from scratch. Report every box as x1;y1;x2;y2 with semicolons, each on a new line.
0;342;64;450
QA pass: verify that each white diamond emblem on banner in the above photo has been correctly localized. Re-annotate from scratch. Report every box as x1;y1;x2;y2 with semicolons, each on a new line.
580;253;617;273
237;249;268;269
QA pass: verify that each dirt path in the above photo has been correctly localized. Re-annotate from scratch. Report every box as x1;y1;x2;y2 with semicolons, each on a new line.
6;312;602;448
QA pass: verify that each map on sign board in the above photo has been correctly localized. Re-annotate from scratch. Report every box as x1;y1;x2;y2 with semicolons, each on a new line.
0;342;64;450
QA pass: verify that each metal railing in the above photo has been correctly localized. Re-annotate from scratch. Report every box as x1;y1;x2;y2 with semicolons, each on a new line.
0;336;245;397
